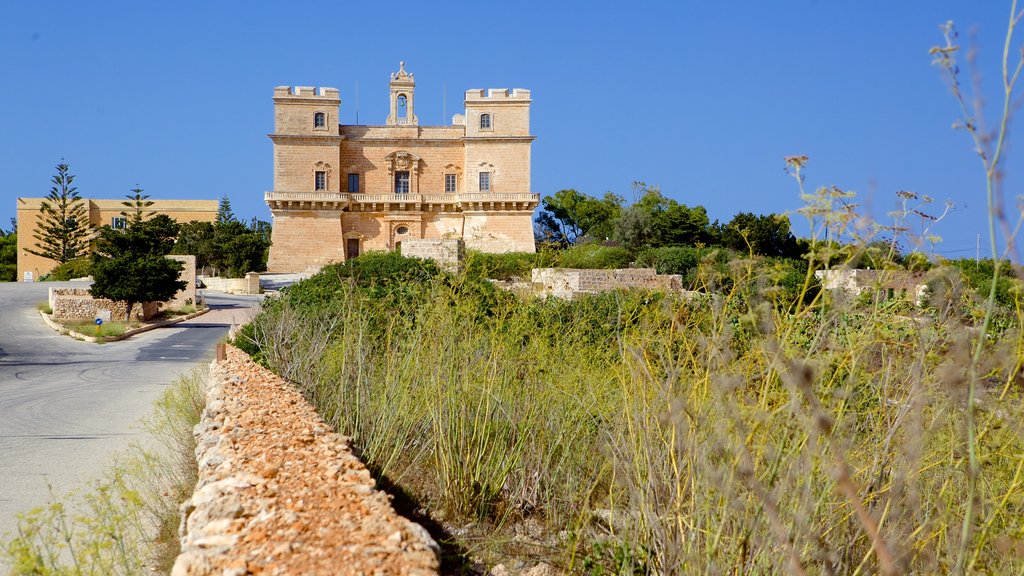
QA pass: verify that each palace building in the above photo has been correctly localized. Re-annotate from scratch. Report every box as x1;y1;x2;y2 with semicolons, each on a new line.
265;62;539;272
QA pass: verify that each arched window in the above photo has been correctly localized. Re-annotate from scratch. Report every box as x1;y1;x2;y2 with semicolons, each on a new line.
314;112;326;129
480;113;492;130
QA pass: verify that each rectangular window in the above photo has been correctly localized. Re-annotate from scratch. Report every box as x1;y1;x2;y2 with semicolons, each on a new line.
315;171;327;191
479;171;491;192
314;112;326;128
444;173;457;193
348;173;360;193
395;170;410;194
111;217;126;230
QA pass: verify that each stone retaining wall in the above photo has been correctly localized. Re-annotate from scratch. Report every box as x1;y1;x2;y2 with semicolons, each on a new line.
173;345;439;575
198;274;262;295
531;267;683;299
48;288;159;321
402;239;465;272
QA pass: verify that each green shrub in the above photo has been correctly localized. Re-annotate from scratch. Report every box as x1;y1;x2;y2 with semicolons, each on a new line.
280;251;442;307
49;256;93;281
554;243;632;269
464;250;538;280
236;248;1024;573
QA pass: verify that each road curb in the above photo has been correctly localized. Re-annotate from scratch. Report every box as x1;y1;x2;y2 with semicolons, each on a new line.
40;307;211;343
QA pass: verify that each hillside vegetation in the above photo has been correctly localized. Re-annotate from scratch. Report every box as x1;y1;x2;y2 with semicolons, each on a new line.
236;249;1024;574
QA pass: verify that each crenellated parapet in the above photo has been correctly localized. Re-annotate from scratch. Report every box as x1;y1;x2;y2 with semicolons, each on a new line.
464;88;531;102
273;86;340;100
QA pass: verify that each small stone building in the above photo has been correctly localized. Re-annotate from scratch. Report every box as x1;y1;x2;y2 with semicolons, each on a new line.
16;198;217;281
265;62;539;273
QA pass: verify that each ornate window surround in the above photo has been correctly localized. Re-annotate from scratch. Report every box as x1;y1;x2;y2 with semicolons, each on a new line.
312;161;332;191
443;163;463;193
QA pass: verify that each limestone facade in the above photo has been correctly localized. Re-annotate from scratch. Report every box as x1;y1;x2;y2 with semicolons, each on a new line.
266;62;539;273
16;198;217;281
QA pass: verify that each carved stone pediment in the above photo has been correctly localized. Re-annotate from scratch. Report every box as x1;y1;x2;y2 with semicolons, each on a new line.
384;151;422;174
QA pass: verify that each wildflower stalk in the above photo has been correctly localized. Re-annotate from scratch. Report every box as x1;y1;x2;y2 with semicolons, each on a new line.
932;3;1022;573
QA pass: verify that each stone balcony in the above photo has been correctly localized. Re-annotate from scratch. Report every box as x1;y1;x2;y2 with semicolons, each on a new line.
265;191;539;212
264;191;350;210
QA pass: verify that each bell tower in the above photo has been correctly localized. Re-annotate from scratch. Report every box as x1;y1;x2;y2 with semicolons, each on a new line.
386;61;418;126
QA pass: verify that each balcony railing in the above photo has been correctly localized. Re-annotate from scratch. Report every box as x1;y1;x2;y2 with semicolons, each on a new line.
265;191;539;211
264;191;350;210
350;192;539;204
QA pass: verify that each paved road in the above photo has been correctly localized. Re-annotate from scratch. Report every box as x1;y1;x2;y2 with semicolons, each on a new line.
0;281;262;542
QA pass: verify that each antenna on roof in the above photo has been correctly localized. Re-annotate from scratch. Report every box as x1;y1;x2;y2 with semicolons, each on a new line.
355;81;359;125
443;80;446;125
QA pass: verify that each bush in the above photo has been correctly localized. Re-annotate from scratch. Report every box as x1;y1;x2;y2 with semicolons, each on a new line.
279;251;442;307
554;243;632;269
49;256;93;280
464;251;538;280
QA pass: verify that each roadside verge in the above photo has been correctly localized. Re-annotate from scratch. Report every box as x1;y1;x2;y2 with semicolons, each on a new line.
39;307;211;343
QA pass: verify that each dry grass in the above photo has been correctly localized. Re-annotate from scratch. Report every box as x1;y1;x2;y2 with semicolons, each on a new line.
1;369;205;575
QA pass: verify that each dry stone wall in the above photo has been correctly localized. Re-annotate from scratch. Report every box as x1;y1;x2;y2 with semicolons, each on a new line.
531;268;683;299
48;288;159;321
402;239;465;272
173;345;439;575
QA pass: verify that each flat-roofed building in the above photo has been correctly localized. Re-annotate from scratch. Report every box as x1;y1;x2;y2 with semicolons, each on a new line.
16;197;217;282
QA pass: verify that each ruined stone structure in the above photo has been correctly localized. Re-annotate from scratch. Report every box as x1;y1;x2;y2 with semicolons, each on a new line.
265;62;539;273
815;268;928;305
16;198;217;281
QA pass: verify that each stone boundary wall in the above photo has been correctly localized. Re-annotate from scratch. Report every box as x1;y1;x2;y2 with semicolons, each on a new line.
402;239;465;272
48;288;159;321
165;255;197;309
198;273;261;295
173;345;439;575
531;267;683;299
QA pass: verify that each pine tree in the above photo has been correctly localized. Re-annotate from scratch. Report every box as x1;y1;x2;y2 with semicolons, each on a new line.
216;195;237;225
121;185;155;226
28;161;91;264
91;215;184;321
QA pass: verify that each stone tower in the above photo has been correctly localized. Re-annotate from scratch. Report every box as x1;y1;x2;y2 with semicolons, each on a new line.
385;61;417;126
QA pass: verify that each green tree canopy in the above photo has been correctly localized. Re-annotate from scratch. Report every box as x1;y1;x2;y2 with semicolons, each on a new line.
536;189;623;244
29;162;91;265
172;220;217;270
90;215;185;320
171;217;271;277
0;218;16;282
613;183;713;249
719;212;800;258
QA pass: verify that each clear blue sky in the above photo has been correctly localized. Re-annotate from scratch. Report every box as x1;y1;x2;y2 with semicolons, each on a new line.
2;1;1021;259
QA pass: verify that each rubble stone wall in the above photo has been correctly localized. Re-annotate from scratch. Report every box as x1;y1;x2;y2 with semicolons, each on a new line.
173;345;439;575
165;255;197;309
49;288;159;321
402;238;465;272
531;268;683;299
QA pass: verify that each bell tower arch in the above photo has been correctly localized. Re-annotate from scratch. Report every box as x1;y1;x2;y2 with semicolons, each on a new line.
386;61;418;126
